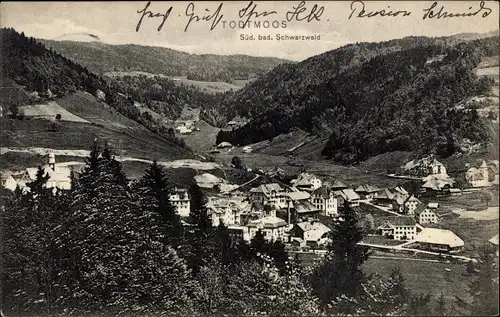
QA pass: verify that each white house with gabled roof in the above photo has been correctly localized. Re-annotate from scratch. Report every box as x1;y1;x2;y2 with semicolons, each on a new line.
404;195;421;215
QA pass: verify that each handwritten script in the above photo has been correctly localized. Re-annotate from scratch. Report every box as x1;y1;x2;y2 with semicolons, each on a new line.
135;1;495;32
135;1;325;32
349;1;492;20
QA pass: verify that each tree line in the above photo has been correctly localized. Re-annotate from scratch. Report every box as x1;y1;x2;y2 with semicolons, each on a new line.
2;141;497;316
216;36;498;164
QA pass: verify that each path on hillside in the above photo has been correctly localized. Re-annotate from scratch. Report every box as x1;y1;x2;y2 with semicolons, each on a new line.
220;174;261;194
361;201;402;217
0;147;220;170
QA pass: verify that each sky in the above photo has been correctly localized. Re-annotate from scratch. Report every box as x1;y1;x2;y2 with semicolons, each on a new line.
1;1;499;61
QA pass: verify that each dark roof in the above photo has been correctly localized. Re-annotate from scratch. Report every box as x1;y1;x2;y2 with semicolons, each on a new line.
389;216;416;226
376;189;394;200
331;179;348;189
355;185;367;193
413;203;428;215
312;185;331;197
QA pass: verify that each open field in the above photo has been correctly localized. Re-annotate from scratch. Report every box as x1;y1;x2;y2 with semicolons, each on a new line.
363;257;472;311
180;120;220;153
55;92;150;131
2;92;194;161
2;118;192;161
104;72;243;93
19;101;89;123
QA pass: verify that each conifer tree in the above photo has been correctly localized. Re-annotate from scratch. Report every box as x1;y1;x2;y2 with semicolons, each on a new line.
188;183;211;234
185;183;214;273
3;167;66;313
26;166;49;198
135;160;183;245
311;205;370;304
250;229;267;255
102;141;128;186
467;248;499;316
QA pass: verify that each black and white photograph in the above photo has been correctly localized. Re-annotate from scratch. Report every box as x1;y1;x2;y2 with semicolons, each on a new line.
0;1;499;316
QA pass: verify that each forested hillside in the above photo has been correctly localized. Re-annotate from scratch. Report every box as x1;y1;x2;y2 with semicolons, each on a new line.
40;39;291;83
0;28;191;150
105;75;229;122
216;35;499;164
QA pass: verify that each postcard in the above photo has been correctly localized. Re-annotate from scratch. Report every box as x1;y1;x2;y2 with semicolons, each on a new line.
0;1;499;316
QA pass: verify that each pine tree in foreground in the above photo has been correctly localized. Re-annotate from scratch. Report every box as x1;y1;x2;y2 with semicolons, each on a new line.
134;160;183;246
311;205;370;305
465;247;499;316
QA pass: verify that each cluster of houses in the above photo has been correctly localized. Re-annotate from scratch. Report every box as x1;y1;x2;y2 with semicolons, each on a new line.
401;156;499;193
4;153;496;256
204;174;341;246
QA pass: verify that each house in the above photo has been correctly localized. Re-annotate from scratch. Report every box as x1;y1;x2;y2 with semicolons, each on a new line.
217;141;233;149
379;216;418;240
329;179;348;191
427;202;439;210
403;156;448;177
266;167;285;178
404;195;421;215
466;161;490;188
175;125;192;134
206;196;250;227
310;186;338;217
245;216;288;242
291;173;322;191
415;228;464;253
391;192;409;213
1;171;25;192
336;189;360;207
242;146;252;153
392;186;409;196
288;221;332;247
373;189;395;207
413;203;438;224
421;175;453;196
249;183;285;207
169;188;190;217
281;189;311;210
355;184;380;200
286;199;321;223
448;188;462;196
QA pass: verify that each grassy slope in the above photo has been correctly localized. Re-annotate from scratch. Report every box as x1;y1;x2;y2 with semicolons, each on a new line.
180;120;220;153
2;92;194;161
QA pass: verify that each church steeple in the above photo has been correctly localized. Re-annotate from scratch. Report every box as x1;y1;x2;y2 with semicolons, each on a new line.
48;153;56;171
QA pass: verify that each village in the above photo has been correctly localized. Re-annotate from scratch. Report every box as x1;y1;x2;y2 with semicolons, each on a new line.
2;150;499;264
